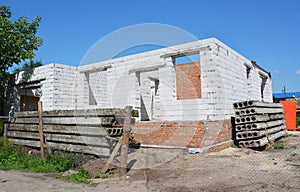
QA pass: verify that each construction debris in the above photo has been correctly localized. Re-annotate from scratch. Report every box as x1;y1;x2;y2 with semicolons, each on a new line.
233;101;287;148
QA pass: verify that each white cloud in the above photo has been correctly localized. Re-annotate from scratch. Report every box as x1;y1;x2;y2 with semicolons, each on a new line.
273;69;280;74
296;68;300;75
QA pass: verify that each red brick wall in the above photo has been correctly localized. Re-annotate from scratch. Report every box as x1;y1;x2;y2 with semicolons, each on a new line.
132;120;232;148
176;62;201;100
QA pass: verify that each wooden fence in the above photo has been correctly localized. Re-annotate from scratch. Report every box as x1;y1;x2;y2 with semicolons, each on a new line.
4;108;137;157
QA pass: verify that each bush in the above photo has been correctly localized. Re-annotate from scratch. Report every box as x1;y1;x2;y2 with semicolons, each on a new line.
0;119;3;136
296;117;300;128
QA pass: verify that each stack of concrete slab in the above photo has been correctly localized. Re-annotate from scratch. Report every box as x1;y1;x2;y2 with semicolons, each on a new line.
4;108;137;157
233;100;287;148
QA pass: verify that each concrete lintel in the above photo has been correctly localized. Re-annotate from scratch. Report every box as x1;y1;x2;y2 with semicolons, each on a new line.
258;71;269;78
160;46;211;59
128;64;166;74
16;78;46;87
244;62;252;68
79;65;112;73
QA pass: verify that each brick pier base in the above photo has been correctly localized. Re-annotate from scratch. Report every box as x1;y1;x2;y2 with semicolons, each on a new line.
132;120;233;152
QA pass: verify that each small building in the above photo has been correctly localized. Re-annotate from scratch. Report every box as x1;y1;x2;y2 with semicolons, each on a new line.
5;38;273;149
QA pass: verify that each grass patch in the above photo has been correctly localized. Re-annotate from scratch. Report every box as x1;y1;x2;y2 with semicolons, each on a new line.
64;169;113;186
95;170;113;179
0;138;75;172
273;140;285;150
231;143;238;148
0;138;115;185
288;133;299;137
65;170;91;184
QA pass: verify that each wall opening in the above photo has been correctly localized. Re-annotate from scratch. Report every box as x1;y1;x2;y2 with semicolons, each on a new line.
260;76;267;101
20;95;39;111
139;70;159;121
18;81;41;111
87;73;96;106
246;66;251;79
174;53;201;100
87;70;108;106
174;54;200;65
246;66;251;97
150;79;159;120
140;78;159;121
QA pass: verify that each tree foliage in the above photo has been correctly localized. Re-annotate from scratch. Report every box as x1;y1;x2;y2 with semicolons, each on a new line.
13;60;42;73
0;5;43;115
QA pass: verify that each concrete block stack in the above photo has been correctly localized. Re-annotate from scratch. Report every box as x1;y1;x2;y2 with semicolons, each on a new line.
233;100;287;148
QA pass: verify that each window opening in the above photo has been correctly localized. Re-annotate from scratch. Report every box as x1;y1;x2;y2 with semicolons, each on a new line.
174;53;201;100
260;76;267;101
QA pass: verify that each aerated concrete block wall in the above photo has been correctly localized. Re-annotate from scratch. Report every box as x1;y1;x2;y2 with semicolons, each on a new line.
6;64;77;113
204;40;273;121
6;38;273;150
8;38;272;123
51;64;77;110
7;64;55;112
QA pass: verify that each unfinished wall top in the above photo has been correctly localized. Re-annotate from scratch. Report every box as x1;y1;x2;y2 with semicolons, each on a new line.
7;38;272;122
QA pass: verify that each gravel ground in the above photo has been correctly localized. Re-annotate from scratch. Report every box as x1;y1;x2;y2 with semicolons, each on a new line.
0;131;299;192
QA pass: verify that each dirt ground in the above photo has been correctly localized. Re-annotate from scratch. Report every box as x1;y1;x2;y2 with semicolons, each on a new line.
0;131;299;192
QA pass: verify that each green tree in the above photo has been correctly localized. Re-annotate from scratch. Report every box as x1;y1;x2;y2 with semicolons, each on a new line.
13;59;43;73
0;5;43;115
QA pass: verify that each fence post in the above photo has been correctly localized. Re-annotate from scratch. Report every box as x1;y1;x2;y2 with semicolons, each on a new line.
38;101;45;159
3;123;8;138
120;106;132;176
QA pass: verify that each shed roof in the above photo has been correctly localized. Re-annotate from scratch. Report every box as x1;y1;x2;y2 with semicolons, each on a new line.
273;92;300;99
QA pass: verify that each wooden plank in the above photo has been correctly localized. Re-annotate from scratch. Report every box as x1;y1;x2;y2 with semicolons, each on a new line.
101;136;123;174
38;101;45;159
9;139;111;157
8;124;108;136
120;106;132;176
7;131;111;147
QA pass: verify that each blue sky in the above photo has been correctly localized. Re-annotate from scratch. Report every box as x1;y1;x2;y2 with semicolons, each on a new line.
2;0;300;93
